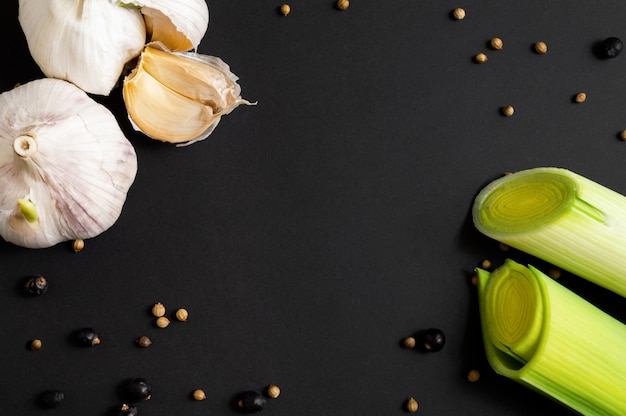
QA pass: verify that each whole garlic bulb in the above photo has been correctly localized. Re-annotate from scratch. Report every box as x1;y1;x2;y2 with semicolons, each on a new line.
18;0;146;96
0;78;138;248
123;43;253;145
135;0;210;51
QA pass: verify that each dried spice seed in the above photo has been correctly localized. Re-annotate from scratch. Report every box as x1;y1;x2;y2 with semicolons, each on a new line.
238;391;266;412
125;378;152;402
490;37;503;50
501;105;515;116
151;302;166;317
119;404;138;416
474;53;488;63
548;267;562;280
72;238;84;252
499;242;510;251
337;0;349;10
574;92;587;103
406;397;419;412
135;336;152;348
599;37;623;59
266;384;281;399
467;369;481;382
620;130;626;141
30;339;42;351
419;328;446;352
24;275;48;296
452;8;465;20
40;390;65;408
193;389;207;401
470;274;478;286
175;308;189;322
156;316;170;328
402;336;416;349
481;259;492;270
534;41;548;54
76;328;100;347
280;4;290;15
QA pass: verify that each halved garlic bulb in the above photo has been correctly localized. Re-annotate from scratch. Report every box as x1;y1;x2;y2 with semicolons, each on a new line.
18;0;146;95
123;43;253;145
136;0;210;51
0;79;138;248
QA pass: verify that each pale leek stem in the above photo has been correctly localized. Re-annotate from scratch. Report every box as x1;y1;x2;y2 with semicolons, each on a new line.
477;259;626;415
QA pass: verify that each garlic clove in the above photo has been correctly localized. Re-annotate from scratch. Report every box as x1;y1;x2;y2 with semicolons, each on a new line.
18;0;146;95
123;66;218;144
0;79;138;248
139;46;243;110
123;43;254;145
133;0;209;52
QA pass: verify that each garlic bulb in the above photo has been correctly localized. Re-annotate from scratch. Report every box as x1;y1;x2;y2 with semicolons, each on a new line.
134;0;210;51
0;78;138;248
18;0;146;96
123;43;253;145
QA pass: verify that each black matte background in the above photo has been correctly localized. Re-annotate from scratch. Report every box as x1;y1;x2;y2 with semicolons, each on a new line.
2;1;626;415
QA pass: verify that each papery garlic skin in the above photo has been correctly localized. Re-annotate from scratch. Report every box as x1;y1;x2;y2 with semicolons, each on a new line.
0;79;138;248
129;0;209;51
123;43;253;145
18;0;146;96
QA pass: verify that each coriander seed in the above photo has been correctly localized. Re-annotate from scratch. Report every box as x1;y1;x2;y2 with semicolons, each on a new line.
490;37;503;50
467;369;481;382
156;316;170;328
470;274;478;286
30;339;42;351
175;308;189;322
119;404;138;415
452;7;465;20
474;53;488;63
620;130;626;141
406;397;419;412
402;336;416;349
280;4;290;15
266;384;281;399
574;92;587;103
135;336;152;348
499;242;509;251
548;267;561;280
72;239;84;252
481;259;492;270
502;105;515;116
534;41;548;54
151;302;166;317
337;0;349;10
193;389;207;401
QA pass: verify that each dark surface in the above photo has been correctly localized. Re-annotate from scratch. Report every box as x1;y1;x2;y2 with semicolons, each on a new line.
2;1;626;415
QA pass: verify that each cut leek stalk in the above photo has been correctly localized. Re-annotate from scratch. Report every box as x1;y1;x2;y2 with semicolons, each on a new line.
473;167;626;298
476;259;626;415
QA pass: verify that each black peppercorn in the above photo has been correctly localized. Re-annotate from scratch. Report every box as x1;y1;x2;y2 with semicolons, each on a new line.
125;378;152;402
238;391;266;412
76;327;100;347
600;37;623;58
418;328;446;352
39;390;65;408
24;275;48;295
118;403;138;416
